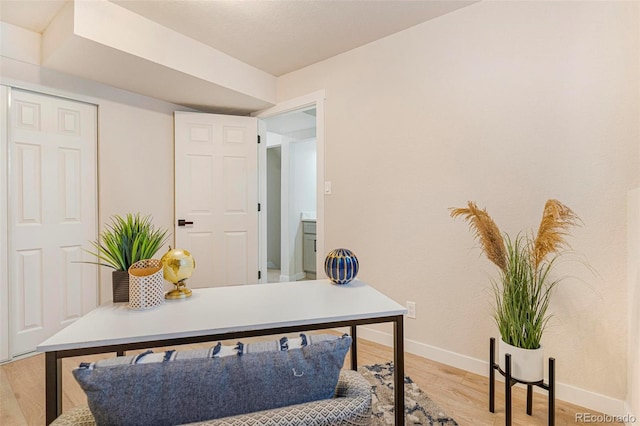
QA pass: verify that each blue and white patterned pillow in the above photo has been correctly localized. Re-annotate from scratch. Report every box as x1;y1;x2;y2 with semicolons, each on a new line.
78;333;342;369
73;334;351;426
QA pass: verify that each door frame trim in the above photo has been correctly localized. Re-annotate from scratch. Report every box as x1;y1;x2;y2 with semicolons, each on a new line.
0;85;10;362
254;90;326;283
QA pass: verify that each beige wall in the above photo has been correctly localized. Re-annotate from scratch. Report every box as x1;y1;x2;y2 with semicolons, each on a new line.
278;1;639;404
0;56;188;303
95;98;179;302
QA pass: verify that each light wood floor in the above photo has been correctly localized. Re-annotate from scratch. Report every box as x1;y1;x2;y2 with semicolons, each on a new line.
1;335;620;426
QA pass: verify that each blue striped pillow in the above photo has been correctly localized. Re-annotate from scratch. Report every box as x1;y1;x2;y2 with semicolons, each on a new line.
73;334;351;425
78;333;341;369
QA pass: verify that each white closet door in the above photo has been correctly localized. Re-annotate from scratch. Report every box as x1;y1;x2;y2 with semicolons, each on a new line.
8;89;98;356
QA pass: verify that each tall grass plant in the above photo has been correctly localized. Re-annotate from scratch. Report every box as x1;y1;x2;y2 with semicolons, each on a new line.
451;200;581;350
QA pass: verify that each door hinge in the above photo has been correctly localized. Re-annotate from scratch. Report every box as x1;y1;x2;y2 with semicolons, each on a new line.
258;270;262;280
258;203;261;212
257;135;261;144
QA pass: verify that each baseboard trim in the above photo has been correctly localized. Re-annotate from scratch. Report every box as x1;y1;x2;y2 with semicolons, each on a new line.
279;272;306;282
356;326;627;418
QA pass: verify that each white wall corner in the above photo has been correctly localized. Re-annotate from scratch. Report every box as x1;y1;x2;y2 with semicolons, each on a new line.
41;0;74;66
624;402;637;426
627;187;640;423
357;326;628;418
0;22;41;65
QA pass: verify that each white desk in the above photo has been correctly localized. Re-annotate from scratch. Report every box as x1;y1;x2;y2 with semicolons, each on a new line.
38;279;407;424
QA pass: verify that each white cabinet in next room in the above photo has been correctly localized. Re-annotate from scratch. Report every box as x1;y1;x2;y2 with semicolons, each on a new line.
302;220;316;276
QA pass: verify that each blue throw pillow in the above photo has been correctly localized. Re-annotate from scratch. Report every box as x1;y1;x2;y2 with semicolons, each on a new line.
73;334;351;426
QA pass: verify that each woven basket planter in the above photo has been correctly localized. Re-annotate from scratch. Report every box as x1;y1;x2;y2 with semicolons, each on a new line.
128;259;165;310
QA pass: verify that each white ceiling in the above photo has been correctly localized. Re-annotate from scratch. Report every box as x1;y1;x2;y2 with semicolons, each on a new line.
0;0;476;111
110;0;475;76
0;0;474;76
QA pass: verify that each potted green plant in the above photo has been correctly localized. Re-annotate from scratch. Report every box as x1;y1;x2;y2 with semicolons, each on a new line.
85;213;169;303
450;199;581;381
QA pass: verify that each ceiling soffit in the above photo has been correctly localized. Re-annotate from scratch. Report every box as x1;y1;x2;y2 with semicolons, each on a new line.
41;0;276;114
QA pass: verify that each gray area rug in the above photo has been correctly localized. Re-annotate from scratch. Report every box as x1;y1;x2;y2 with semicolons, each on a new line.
359;362;459;426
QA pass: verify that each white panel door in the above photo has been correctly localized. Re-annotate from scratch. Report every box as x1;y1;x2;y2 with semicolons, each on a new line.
8;89;97;356
174;112;258;288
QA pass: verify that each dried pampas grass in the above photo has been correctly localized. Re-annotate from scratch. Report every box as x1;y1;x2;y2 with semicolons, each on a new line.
450;202;507;272
533;199;582;268
450;199;581;271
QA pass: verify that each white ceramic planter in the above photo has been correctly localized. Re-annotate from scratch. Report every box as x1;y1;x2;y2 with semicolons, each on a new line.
498;339;544;383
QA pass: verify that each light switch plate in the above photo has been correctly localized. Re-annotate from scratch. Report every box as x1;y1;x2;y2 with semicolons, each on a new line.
324;181;332;194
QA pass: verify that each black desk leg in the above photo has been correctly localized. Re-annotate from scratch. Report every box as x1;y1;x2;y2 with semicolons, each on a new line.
45;351;61;425
394;315;405;425
350;325;358;370
489;338;495;413
505;354;512;426
549;358;555;426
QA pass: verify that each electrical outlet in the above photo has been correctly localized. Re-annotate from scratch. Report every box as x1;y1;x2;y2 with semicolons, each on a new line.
406;301;416;319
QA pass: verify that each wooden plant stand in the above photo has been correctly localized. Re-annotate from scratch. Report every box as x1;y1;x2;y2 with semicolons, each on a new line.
489;337;556;426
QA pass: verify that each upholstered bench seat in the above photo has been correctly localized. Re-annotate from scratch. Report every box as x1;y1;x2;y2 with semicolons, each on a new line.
52;369;372;426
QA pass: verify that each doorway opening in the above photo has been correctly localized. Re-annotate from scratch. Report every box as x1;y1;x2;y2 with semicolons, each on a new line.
262;107;317;283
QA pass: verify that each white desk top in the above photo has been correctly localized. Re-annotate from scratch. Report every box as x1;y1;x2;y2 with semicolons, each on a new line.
37;279;406;352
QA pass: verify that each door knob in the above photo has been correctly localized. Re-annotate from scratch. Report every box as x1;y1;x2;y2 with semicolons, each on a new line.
178;219;194;227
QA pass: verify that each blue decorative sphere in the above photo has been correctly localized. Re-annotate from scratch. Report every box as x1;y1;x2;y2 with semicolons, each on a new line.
324;248;359;285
